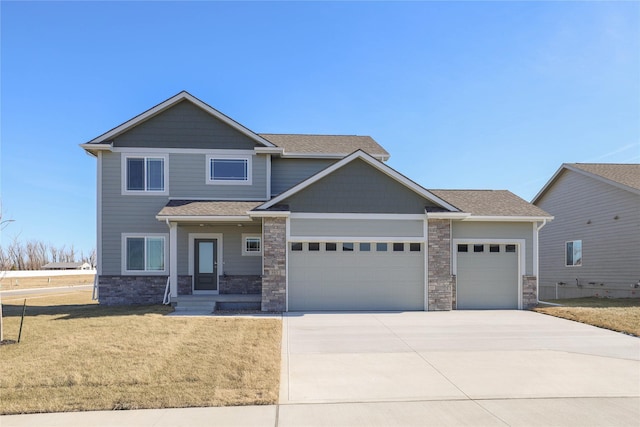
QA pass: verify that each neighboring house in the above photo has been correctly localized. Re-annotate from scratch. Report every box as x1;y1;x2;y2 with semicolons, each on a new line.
532;163;640;299
81;91;551;311
42;262;92;270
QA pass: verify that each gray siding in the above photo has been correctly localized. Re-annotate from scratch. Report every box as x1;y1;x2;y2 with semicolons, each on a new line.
271;158;335;195
451;221;534;275
112;100;259;150
101;152;169;275
536;170;640;291
176;224;262;276
170;153;267;199
290;218;424;238
283;159;439;214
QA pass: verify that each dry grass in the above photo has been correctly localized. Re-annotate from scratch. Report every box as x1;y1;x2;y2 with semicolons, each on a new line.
0;274;95;290
534;297;640;337
0;290;281;414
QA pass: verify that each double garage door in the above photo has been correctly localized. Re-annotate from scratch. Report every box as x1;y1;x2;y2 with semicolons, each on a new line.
288;241;425;311
455;243;520;310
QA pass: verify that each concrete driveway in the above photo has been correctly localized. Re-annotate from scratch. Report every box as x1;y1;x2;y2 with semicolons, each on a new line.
279;310;640;426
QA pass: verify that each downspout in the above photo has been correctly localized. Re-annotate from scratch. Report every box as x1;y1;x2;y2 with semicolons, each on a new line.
535;220;547;305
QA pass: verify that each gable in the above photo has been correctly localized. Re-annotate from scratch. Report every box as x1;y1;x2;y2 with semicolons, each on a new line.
111;100;260;150
281;158;441;214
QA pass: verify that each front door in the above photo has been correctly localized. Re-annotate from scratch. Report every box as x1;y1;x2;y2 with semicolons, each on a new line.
194;239;218;292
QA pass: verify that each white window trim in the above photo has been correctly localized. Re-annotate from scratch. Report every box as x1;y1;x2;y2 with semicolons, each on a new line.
565;240;583;267
206;154;252;186
121;153;169;196
121;233;169;275
242;234;262;256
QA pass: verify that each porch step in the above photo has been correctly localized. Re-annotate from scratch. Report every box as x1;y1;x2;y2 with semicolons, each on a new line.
172;294;261;314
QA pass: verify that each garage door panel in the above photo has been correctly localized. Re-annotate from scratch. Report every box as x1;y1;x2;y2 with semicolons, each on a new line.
456;245;519;310
289;249;424;311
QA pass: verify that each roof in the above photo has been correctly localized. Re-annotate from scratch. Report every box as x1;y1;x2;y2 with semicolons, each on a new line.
569;163;640;191
42;262;86;269
532;163;640;203
429;190;552;218
156;200;262;219
259;134;389;160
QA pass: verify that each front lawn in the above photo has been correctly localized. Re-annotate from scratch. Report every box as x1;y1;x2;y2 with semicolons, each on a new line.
0;290;281;414
533;297;640;337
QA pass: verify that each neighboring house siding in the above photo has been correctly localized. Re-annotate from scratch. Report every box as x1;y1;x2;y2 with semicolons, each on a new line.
451;221;534;275
101;152;169;275
536;170;640;292
283;159;439;214
176;224;262;276
271;158;335;195
112;100;259;150
290;218;424;238
170;153;268;199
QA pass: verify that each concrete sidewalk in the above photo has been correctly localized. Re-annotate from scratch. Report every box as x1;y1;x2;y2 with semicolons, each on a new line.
2;311;639;426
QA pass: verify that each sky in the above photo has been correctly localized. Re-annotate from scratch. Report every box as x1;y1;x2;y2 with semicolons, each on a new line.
1;1;639;257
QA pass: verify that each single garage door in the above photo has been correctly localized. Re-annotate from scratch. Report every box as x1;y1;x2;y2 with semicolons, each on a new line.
456;243;519;309
288;241;425;311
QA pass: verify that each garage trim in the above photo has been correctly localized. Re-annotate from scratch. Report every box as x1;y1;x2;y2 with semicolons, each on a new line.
452;238;525;309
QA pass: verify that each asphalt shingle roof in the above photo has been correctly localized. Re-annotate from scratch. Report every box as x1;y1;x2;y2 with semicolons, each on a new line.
569;163;640;191
259;134;389;158
157;200;262;217
429;190;551;217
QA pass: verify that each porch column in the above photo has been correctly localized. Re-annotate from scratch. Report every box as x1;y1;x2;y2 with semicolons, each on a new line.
169;222;178;298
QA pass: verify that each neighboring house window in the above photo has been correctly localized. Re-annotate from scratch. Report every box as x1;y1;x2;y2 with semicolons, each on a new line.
242;235;261;256
122;234;167;274
122;155;168;195
566;240;582;267
207;155;252;185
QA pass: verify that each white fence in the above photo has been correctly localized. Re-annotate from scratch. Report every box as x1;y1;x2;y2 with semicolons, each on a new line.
1;270;96;278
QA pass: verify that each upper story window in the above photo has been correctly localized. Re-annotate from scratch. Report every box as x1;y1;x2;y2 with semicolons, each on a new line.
207;155;252;185
122;154;168;195
566;240;582;267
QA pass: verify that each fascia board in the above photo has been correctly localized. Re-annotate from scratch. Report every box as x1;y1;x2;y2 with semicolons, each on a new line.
155;215;253;222
248;210;291;218
460;215;554;222
86;91;275;148
426;212;471;219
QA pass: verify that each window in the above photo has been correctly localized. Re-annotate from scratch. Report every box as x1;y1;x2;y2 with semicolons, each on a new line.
309;242;320;251
505;244;516;253
566;240;582;266
474;244;484;253
490;244;500;253
376;243;387;252
207;155;251;185
123;235;166;273
410;243;421;252
359;243;371;252
123;155;167;194
342;243;354;252
457;244;468;253
291;242;303;251
326;242;337;251
393;243;405;252
242;235;261;256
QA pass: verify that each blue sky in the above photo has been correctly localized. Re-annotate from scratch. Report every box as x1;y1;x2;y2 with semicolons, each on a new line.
1;1;639;257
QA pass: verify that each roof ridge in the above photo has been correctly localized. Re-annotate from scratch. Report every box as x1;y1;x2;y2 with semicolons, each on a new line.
259;133;368;137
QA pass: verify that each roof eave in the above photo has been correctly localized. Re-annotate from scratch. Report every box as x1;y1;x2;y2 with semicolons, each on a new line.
156;215;254;222
460;215;554;222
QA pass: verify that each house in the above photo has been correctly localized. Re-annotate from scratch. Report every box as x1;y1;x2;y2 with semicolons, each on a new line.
532;163;640;299
42;262;92;270
81;91;552;311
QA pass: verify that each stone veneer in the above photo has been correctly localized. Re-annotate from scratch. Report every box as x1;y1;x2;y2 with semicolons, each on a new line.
261;217;286;311
522;275;538;309
219;275;262;294
99;275;191;305
427;219;455;311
